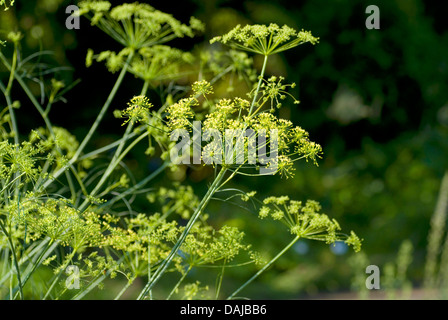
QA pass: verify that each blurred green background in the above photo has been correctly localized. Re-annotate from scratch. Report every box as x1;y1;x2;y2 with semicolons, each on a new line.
1;0;448;299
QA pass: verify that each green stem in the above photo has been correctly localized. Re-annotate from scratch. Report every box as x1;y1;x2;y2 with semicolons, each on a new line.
5;43;18;96
72;255;126;300
248;55;268;116
227;235;300;300
147;240;152;300
72;51;135;161
40;51;135;192
78;130;149;211
2;88;19;146
0;237;51;286
98;161;169;209
166;265;192;300
78;79;149;211
215;260;226;300
0;172;25;195
43;249;77;300
0;219;24;300
425;170;448;289
12;240;57;300
137;167;228;300
114;277;135;300
72;274;105;300
140;79;150;97
77;131;139;161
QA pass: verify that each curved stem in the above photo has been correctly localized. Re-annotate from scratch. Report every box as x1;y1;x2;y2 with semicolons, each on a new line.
227;235;300;300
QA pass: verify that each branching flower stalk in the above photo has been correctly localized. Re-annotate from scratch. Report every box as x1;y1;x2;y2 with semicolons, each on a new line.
0;219;23;299
249;55;268;116
0;1;362;300
40;52;135;194
0;42;101;200
78;82;150;212
136;24;323;298
137;167;227;299
228;196;361;298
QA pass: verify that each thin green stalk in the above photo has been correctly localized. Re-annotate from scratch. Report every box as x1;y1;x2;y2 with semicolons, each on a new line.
98;161;169;209
72;51;135;161
5;45;17;96
2;88;19;146
0;237;51;286
11;240;58;300
0;219;24;300
227;235;300;300
78;79;149;211
40;51;135;192
215;260;226;300
43;249;77;300
248;55;268;116
0;172;25;195
78;130;149;211
114;277;135;300
77;131;139;161
166;265;192;300
72;255;126;300
1;248;9;281
147;241;152;300
72;274;106;300
424;170;448;289
137;168;228;300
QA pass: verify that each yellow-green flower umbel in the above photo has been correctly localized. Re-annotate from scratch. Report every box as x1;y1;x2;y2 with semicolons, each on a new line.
211;23;319;56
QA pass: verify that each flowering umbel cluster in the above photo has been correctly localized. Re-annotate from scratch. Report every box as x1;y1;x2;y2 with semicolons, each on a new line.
129;45;194;82
78;1;203;49
80;1;202;77
259;196;362;252
211;23;319;56
166;81;322;178
120;95;153;125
